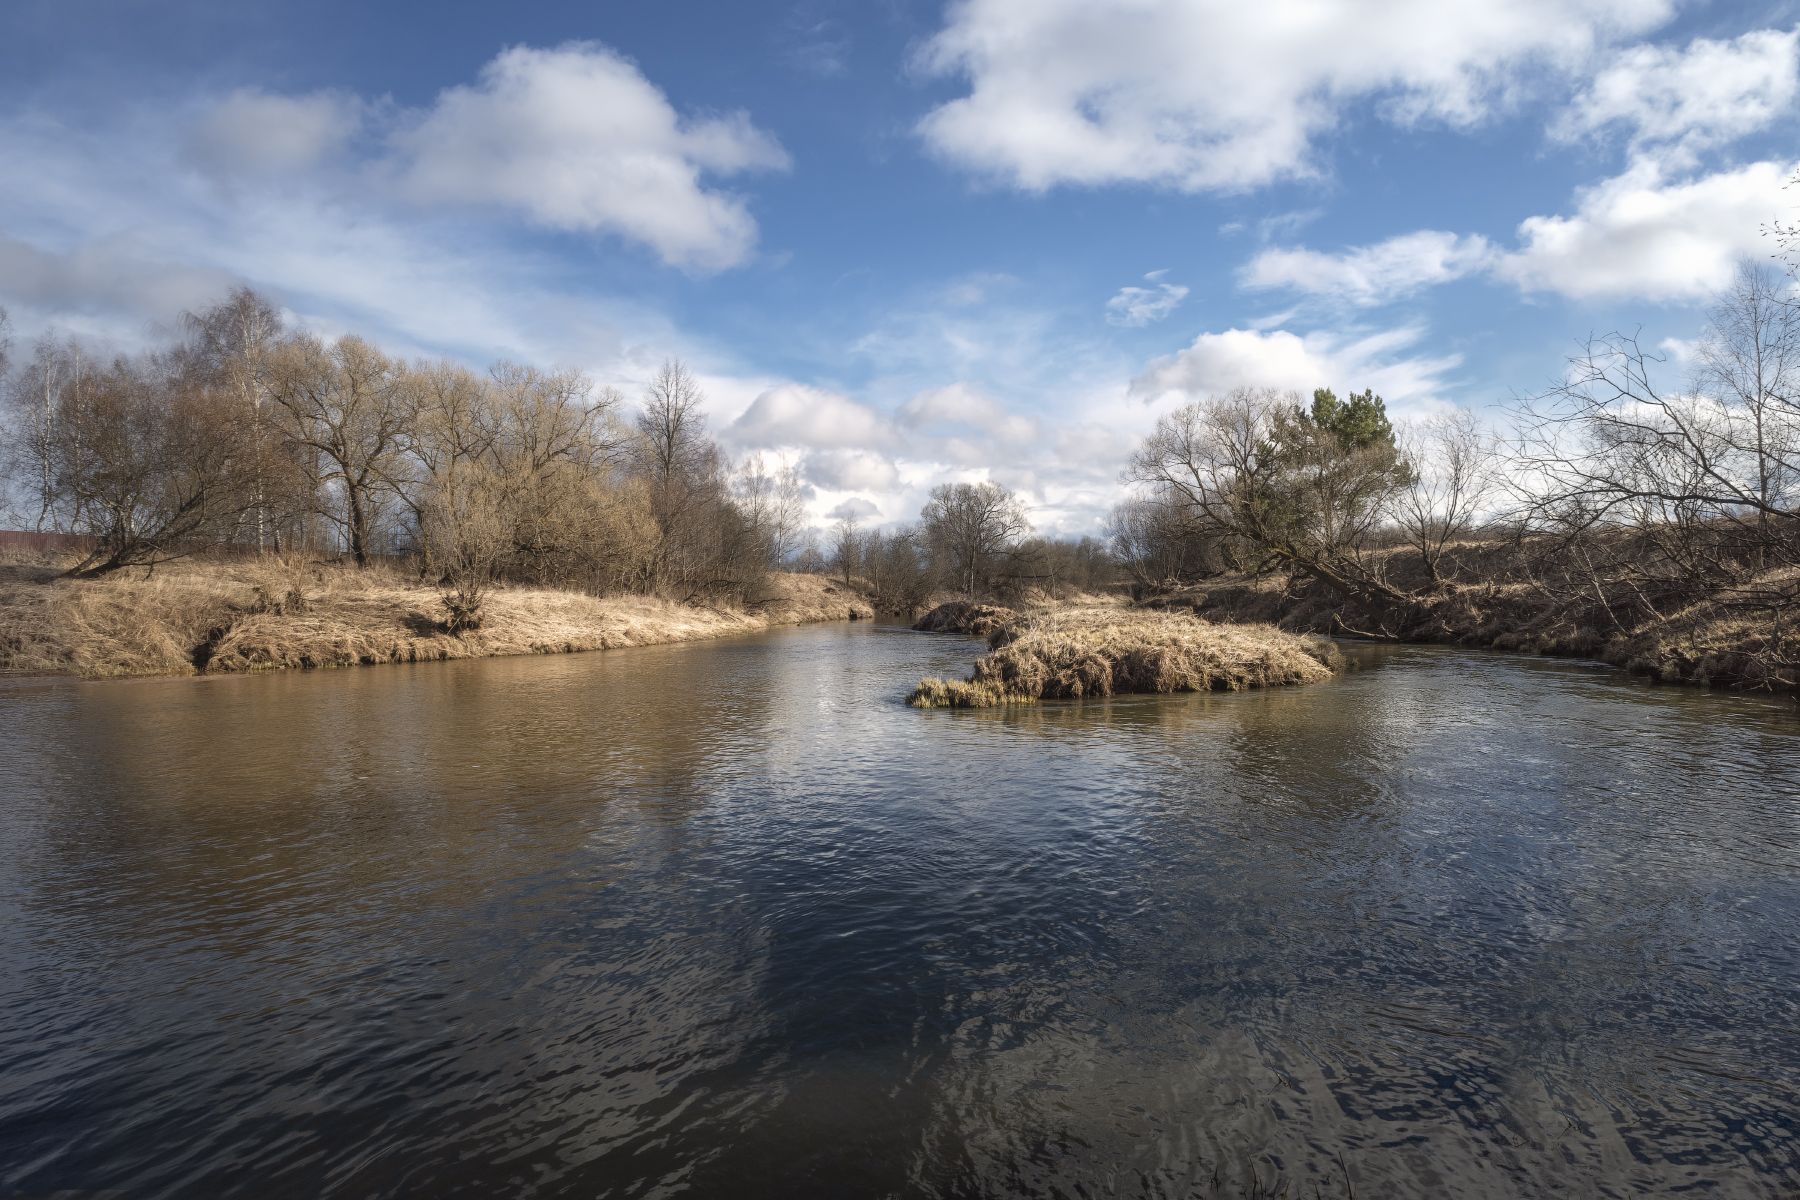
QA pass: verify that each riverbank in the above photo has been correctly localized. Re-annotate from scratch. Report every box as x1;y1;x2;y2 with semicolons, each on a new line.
1143;541;1799;694
0;555;874;679
909;605;1338;707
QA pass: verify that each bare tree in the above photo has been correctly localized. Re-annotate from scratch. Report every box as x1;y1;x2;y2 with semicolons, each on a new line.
7;334;82;532
634;360;713;485
485;362;622;585
182;288;287;551
1393;409;1500;584
267;334;410;566
1106;489;1233;589
862;524;935;614
734;452;808;565
919;480;1030;598
630;360;718;591
55;354;267;575
1692;262;1800;567
1510;263;1800;591
830;511;862;585
395;359;495;573
622;360;772;600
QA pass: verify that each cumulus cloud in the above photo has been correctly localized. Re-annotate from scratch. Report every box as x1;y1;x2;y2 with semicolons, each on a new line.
727;383;894;449
826;497;880;521
1242;231;1495;306
1129;324;1460;413
916;0;1673;192
1495;158;1795;301
1244;155;1795;306
803;448;902;492
899;382;1039;442
390;42;788;270
184;88;364;178
0;100;720;376
1552;27;1800;161
1105;270;1189;326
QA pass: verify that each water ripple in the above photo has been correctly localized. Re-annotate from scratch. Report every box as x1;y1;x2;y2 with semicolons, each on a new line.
0;627;1796;1197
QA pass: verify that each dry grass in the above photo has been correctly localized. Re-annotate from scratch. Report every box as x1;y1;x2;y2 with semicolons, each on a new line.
1152;541;1800;693
0;553;875;679
909;606;1338;707
911;600;1020;637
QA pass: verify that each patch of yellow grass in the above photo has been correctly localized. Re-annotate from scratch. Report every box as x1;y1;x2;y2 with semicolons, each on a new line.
909;606;1338;708
0;553;875;679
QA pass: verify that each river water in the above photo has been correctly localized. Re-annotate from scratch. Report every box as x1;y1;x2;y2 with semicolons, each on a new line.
1;623;1797;1198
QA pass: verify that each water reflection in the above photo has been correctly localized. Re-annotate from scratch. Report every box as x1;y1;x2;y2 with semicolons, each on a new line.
1;625;1796;1197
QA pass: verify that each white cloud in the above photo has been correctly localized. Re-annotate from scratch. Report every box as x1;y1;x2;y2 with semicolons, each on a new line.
1552;28;1800;162
1496;158;1795;301
1129;324;1461;414
1105;272;1190;326
803;448;902;492
825;496;880;521
727;383;894;449
916;0;1673;192
0;103;751;386
899;382;1039;442
390;42;788;270
1242;231;1495;305
184;88;364;178
1245;156;1796;306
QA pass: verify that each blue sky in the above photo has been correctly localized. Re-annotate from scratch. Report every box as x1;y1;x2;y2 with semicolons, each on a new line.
3;0;1798;534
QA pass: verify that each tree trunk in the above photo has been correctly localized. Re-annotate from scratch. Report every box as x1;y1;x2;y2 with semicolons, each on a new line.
347;489;370;567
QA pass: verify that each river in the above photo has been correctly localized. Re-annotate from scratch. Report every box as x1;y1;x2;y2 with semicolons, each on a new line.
1;622;1796;1198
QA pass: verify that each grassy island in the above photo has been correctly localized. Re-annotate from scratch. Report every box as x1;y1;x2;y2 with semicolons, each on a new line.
908;606;1338;707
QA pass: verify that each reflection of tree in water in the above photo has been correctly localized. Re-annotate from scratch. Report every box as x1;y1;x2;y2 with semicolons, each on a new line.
3;642;799;1196
23;636;786;917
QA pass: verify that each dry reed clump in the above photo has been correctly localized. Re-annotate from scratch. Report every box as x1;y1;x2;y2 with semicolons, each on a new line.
904;677;1019;709
0;551;875;679
911;601;1021;637
909;606;1336;708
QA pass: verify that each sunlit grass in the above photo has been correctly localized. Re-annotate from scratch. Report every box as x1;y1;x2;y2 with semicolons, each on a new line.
0;552;874;678
910;605;1337;707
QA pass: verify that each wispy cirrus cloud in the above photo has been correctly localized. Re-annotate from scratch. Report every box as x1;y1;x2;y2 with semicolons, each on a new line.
1105;270;1189;326
1241;232;1495;306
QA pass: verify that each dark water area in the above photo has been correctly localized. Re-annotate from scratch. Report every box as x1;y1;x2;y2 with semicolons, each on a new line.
1;623;1797;1198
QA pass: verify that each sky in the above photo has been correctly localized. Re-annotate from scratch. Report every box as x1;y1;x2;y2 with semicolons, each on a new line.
2;0;1798;536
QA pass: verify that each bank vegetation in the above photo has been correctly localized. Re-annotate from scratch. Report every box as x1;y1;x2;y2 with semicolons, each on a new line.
1109;263;1800;693
0;552;870;678
4;256;1800;694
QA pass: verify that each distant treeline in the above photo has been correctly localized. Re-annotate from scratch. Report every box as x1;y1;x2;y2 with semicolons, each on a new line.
0;291;1110;628
3;255;1797;663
